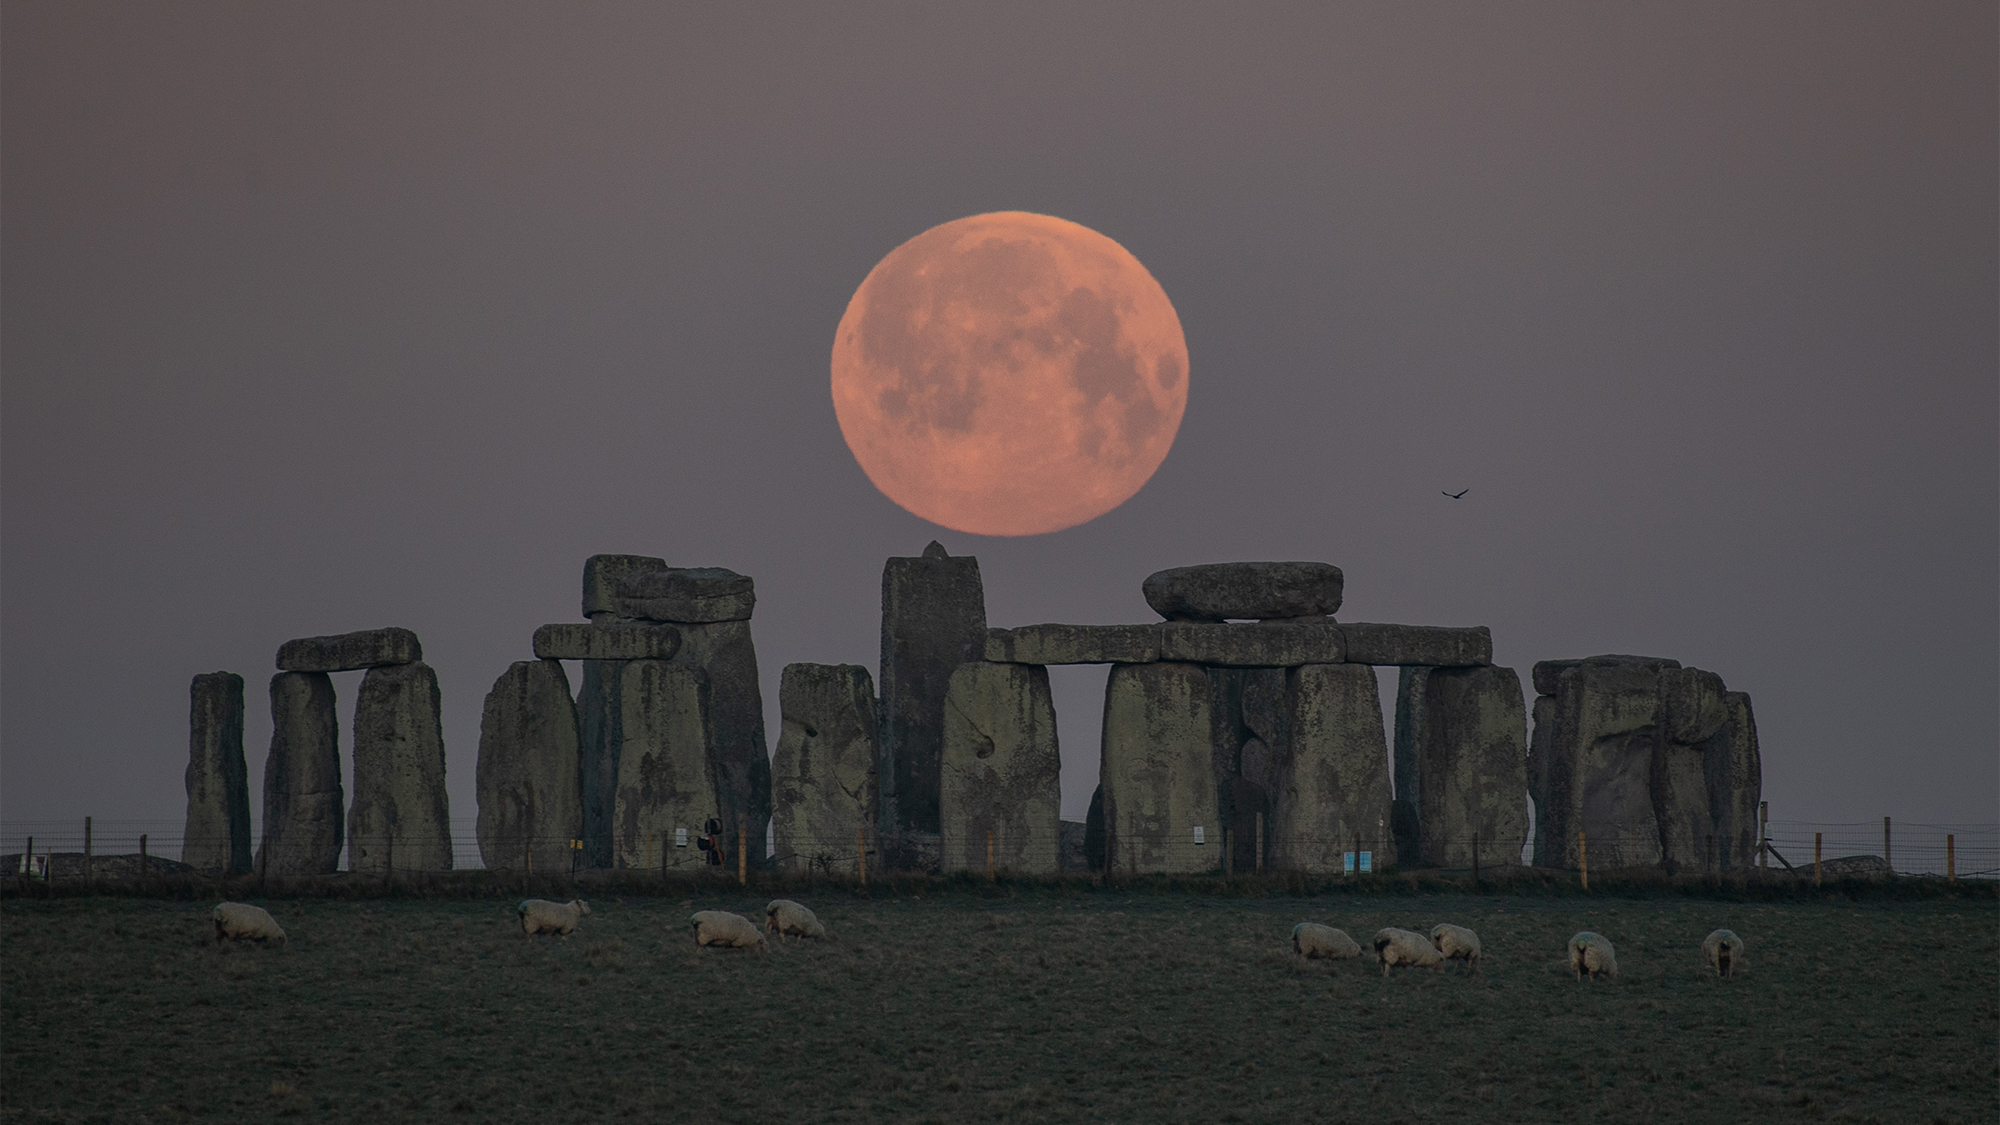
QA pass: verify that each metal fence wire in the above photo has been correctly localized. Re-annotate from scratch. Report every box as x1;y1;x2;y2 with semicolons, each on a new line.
4;818;1993;881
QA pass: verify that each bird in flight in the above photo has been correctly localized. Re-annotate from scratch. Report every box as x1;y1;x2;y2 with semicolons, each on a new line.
1443;488;1469;499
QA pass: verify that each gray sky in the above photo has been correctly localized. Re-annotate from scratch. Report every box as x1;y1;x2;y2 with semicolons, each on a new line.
4;2;1994;831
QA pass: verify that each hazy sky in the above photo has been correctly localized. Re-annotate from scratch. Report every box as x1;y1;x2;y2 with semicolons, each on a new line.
4;2;1994;833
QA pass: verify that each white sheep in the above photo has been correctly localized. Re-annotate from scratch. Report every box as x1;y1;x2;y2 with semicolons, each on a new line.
1429;923;1482;972
518;898;591;938
765;899;828;940
1702;929;1746;979
212;902;287;947
1373;927;1444;976
1291;922;1361;961
1568;931;1618;980
692;910;768;950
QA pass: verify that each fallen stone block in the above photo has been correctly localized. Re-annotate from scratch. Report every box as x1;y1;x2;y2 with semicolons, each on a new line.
1274;663;1396;873
476;660;583;875
348;662;453;875
1100;662;1220;875
258;672;344;876
1339;623;1491;667
582;554;755;623
1158;622;1345;666
277;627;422;673
772;663;879;873
183;672;251;876
880;542;987;835
1142;561;1344;622
984;623;1161;664
938;662;1061;876
532;623;680;662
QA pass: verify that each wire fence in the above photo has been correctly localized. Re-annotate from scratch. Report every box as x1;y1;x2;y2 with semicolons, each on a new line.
3;818;1993;882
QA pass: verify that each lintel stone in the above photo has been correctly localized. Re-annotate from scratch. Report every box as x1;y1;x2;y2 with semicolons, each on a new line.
984;624;1161;665
277;627;422;672
1158;622;1344;666
1338;623;1491;667
533;623;681;662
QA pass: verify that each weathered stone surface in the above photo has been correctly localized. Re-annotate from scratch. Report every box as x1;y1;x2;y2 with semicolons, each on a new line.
669;619;771;863
614;660;721;872
1339;623;1491;667
476;660;582;874
347;662;452;874
1100;662;1220;875
1084;785;1106;872
1392;665;1528;868
1531;659;1667;871
772;663;879;873
1273;664;1396;873
1531;654;1678;697
1661;667;1727;745
1142;561;1344;622
938;662;1062;876
183;672;251;875
1059;821;1088;872
880;543;987;835
576;657;626;868
277;627;422;673
1208;667;1289;872
1703;692;1761;870
1159;622;1345;666
532;623;680;662
984;623;1161;665
257;672;343;875
583;554;755;623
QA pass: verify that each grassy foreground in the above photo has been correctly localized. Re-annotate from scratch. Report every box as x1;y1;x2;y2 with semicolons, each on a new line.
2;890;1993;1124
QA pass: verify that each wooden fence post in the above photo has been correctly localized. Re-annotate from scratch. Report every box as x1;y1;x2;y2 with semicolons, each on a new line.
647;833;655;875
1472;831;1480;882
259;832;269;893
737;829;747;886
140;834;149;886
1814;832;1822;887
1578;830;1589;892
1947;834;1955;882
857;828;866;886
1254;812;1265;875
986;829;996;882
84;816;93;887
1353;832;1362;880
1221;827;1232;877
23;835;32;885
1883;816;1892;876
1758;802;1769;869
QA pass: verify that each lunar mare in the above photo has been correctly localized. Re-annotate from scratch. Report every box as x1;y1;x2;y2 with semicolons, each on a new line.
831;211;1188;537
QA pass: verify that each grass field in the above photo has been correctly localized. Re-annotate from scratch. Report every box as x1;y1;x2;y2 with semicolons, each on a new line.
2;886;1994;1124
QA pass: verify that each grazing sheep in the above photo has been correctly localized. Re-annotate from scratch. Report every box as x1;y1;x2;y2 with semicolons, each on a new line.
1568;932;1618;980
1373;927;1445;976
1702;929;1746;979
1292;923;1361;961
212;902;286;947
765;900;828;940
692;910;768;950
1429;923;1482;972
518;899;591;938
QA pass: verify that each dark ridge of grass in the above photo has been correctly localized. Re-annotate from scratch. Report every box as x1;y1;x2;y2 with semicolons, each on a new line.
5;864;1990;906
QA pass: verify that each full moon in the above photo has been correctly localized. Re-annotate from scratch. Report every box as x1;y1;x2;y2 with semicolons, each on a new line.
831;211;1188;536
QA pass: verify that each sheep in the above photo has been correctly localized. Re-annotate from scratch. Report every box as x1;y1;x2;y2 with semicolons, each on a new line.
1429;923;1482;972
212;902;287;947
692;910;768;950
518;898;590;938
1292;922;1361;961
1702;929;1746;979
1373;927;1444;976
1568;931;1618;980
765;899;828;940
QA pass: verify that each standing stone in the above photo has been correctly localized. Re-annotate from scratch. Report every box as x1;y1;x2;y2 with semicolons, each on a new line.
1208;667;1289;872
880;542;987;835
1274;664;1396;873
938;662;1061;875
348;662;452;875
1530;657;1677;871
1526;693;1556;864
1392;665;1528;868
575;554;772;868
1142;561;1344;622
257;672;343;875
1100;662;1220;875
772;663;879;873
1653;668;1728;872
476;660;582;874
614;660;721;872
183;672;251;875
1703;692;1761;870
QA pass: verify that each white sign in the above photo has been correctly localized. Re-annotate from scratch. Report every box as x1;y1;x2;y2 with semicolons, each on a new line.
1360;851;1373;873
1192;826;1206;845
674;827;689;848
17;854;46;877
1343;851;1374;873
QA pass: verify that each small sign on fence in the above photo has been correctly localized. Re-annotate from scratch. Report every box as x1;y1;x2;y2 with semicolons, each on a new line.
16;854;47;877
675;827;688;849
1342;851;1373;874
1192;826;1205;845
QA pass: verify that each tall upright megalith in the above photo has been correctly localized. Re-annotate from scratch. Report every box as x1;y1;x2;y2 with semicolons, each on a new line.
772;663;879;873
614;660;720;872
1392;665;1527;868
1705;692;1762;870
476;659;583;874
1275;663;1395;873
880;542;987;834
183;672;251;875
938;662;1061;875
258;671;344;875
1100;662;1219;875
348;661;453;874
575;555;770;868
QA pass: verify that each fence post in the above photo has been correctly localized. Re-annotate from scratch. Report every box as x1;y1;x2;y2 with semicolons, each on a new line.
1947;834;1955;882
1758;802;1769;870
1814;832;1822;887
737;829;747;886
384;834;394;893
858;828;867;886
1883;816;1892;876
1222;827;1232;878
84;816;93;887
23;836;31;884
140;834;148;886
647;833;655;874
1352;832;1362;880
259;832;269;893
1578;830;1589;891
1254;812;1265;875
986;829;996;882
